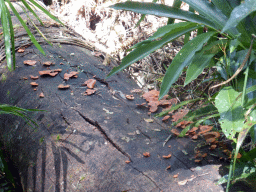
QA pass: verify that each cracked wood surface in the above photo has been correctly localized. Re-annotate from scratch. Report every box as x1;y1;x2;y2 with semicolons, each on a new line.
0;2;225;192
0;43;225;192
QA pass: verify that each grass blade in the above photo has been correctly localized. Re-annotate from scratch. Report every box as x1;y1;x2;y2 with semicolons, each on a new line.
6;4;16;70
5;0;45;55
21;0;44;26
28;0;64;25
0;0;12;71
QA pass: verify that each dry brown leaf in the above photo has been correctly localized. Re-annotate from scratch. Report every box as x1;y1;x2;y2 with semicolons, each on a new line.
191;135;198;140
30;82;38;86
125;160;131;164
142;90;159;102
17;48;25;53
136;103;147;108
171;109;189;122
236;153;242;159
210;145;217;150
206;138;216;143
202;153;207;158
187;127;198;133
84;89;96;96
195;159;201;163
159;98;178;106
53;69;62;72
162;154;172;159
24;60;37;65
39;70;58;77
198;125;213;135
143;152;150;157
173;174;178;178
166;165;171;170
58;84;70;89
126;95;134;100
30;75;39;80
64;71;79;80
60;62;64;65
33;88;37;91
83;79;96;88
43;61;54;66
39;92;44;98
176;121;193;128
22;77;28;80
203;131;220;139
148;101;159;112
171;129;180;136
162;115;171;122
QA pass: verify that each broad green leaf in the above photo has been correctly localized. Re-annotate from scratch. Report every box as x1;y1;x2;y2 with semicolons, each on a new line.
168;0;182;24
215;86;245;139
135;0;157;28
183;0;239;38
211;0;234;17
182;0;227;28
159;32;216;99
0;0;12;70
107;22;200;78
222;0;256;33
185;40;228;85
111;2;216;28
28;0;64;25
5;0;45;55
218;162;256;185
132;22;201;50
233;121;256;173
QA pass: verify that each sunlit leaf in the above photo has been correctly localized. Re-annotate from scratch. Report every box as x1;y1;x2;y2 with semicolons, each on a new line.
215;86;245;140
222;0;256;33
159;32;216;99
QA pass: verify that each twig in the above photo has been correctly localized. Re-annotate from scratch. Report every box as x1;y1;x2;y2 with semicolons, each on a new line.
163;134;172;147
210;34;256;90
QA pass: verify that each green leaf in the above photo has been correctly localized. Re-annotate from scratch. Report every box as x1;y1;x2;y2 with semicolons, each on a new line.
21;0;44;26
168;0;182;24
5;0;45;55
0;0;12;71
233;121;256;173
222;0;256;33
6;4;15;70
28;0;64;25
215;86;245;139
155;98;202;117
159;31;216;99
18;3;53;46
185;40;228;85
107;22;200;78
110;2;216;28
182;0;227;28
